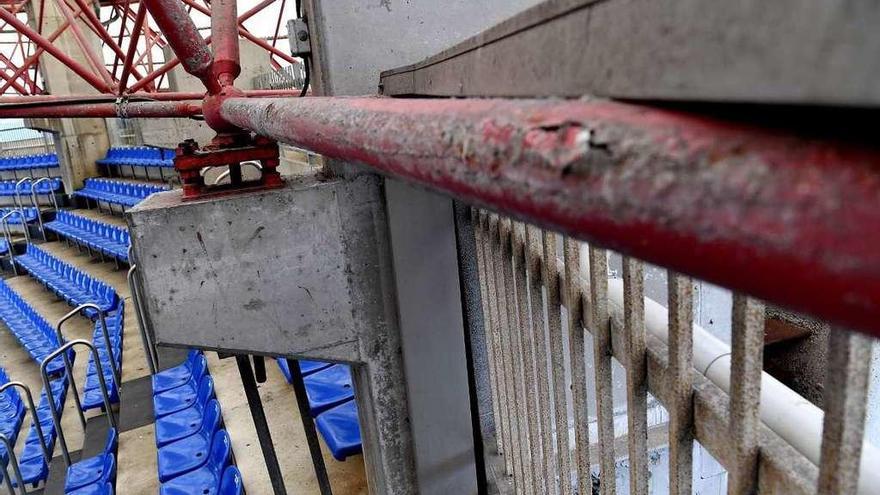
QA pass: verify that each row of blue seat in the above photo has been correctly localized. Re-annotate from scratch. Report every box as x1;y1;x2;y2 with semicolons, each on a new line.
0;208;38;225
82;306;124;412
0;368;25;466
97;147;173;169
276;359;362;461
15;244;118;316
152;351;243;495
63;425;116;494
0;154;59;171
45;211;130;263
0;280;67;374
0;178;63;196
14;373;70;487
74;179;168;208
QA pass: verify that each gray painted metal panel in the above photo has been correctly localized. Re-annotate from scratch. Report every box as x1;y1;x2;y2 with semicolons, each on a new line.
386;180;479;494
380;0;880;106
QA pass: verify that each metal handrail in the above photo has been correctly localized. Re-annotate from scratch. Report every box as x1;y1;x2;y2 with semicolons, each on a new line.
0;433;25;495
0;382;50;469
30;177;59;240
1;210;21;276
40;339;117;468
57;304;121;390
13;178;28;212
127;249;157;374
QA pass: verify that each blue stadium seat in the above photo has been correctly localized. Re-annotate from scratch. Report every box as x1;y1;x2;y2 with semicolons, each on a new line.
276;358;332;383
153;357;209;418
97;147;173;169
157;400;222;482
0;178;62;196
159;431;233;495
74;178;169;208
15;244;119;316
63;428;117;493
304;364;354;416
0;154;59;172
45;211;130;262
315;400;363;461
82;307;124;411
15;374;70;486
152;350;203;395
0;208;38;225
0;368;25;463
155;376;214;448
0;280;68;374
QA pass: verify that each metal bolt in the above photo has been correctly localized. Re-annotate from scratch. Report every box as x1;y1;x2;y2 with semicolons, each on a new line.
297;30;309;42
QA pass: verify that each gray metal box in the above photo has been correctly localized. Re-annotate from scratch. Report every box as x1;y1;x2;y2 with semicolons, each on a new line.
127;174;393;362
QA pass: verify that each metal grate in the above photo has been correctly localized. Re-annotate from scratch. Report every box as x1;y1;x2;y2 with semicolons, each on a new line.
471;208;875;495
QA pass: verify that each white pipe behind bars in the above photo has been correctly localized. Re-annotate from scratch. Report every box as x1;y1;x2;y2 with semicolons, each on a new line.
579;248;880;494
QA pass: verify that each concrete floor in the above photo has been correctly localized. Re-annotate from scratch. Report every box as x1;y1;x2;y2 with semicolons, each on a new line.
1;220;370;493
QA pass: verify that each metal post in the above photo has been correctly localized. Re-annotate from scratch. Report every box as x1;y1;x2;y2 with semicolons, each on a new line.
127;249;158;373
58;304;121;385
0;434;25;495
0;382;51;470
235;355;287;495
286;358;332;495
40;340;118;468
1;211;20;276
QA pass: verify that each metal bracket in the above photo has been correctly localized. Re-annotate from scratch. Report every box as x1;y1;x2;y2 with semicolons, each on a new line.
288;18;311;56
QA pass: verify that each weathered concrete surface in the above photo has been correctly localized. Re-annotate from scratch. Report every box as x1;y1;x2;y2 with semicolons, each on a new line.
128;172;418;493
128;174;385;361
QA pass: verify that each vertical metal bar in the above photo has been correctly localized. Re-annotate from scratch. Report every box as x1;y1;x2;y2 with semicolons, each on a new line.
0;434;25;495
728;295;764;495
588;246;616;495
493;216;523;488
486;215;513;475
622;257;648;495
500;219;532;494
564;237;591;494
471;208;503;454
474;210;505;457
512;223;542;495
667;272;694;495
526;225;556;494
286;358;333;495
543;231;572;495
211;0;241;86
118;2;147;94
235;355;288;495
817;328;873;495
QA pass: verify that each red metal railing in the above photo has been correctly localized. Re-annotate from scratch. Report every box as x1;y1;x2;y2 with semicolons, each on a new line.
0;0;878;340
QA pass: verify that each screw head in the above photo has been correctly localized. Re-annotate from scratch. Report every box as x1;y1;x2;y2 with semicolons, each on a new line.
297;30;309;42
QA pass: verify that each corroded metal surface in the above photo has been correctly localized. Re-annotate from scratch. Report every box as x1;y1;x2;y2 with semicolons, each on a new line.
222;96;880;338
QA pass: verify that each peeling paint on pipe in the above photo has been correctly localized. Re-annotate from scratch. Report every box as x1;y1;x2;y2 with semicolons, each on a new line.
221;96;880;338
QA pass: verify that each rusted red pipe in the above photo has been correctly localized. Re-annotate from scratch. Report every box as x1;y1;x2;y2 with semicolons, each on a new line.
221;96;880;338
0;6;113;93
0;100;201;118
141;0;216;92
51;0;116;89
118;2;148;94
210;0;240;87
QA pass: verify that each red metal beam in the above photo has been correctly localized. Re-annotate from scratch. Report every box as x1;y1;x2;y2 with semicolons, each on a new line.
141;0;215;92
0;99;201;117
117;1;147;94
0;5;113;93
220;96;880;338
